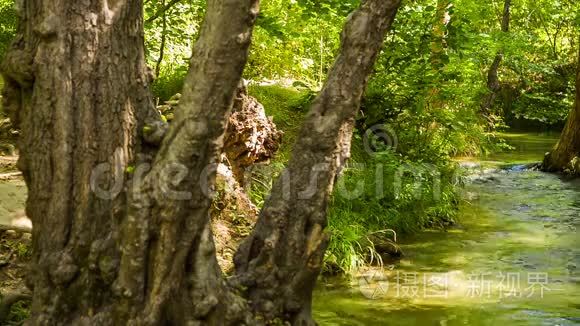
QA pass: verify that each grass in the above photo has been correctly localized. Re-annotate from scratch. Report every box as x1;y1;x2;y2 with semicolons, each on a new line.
248;84;310;162
247;84;461;274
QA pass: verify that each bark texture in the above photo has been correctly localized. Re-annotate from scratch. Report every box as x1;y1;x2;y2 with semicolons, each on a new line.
234;0;402;324
1;0;402;324
543;41;580;173
2;0;158;324
480;0;511;118
2;0;259;324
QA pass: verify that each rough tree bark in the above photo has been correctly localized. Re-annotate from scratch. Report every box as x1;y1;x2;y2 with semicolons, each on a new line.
234;0;402;323
480;0;511;118
543;40;580;173
1;0;402;324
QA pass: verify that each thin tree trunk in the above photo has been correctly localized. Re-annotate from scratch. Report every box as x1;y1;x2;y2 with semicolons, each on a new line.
543;40;580;173
155;0;168;78
427;0;451;110
480;0;511;118
429;0;451;73
234;0;402;324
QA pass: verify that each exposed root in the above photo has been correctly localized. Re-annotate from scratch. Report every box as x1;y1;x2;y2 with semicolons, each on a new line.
0;290;32;322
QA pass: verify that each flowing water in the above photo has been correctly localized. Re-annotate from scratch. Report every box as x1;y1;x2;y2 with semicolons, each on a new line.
314;132;580;325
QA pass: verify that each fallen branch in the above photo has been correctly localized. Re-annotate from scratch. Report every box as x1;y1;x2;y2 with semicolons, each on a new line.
0;172;22;180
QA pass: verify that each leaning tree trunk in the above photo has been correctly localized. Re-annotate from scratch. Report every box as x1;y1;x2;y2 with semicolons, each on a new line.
1;0;402;324
234;0;402;323
480;0;511;119
543;40;580;173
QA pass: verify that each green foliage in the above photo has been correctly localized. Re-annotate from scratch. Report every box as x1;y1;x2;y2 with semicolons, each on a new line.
248;84;311;161
324;135;461;274
244;0;346;83
247;85;462;274
0;0;16;60
3;300;30;325
151;66;188;102
245;85;310;207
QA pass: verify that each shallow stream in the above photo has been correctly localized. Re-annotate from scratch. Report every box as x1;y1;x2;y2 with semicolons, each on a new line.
314;132;580;325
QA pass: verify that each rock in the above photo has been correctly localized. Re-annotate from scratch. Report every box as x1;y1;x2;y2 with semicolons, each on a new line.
459;161;481;169
367;233;403;260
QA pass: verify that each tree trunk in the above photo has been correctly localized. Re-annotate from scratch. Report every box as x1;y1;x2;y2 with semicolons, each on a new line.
154;0;168;78
1;0;402;324
2;0;258;323
1;0;159;323
233;0;402;324
480;0;511;118
429;0;451;73
543;40;580;173
427;0;451;110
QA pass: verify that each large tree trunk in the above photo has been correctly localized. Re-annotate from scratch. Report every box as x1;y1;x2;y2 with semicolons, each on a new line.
480;0;511;118
1;0;402;324
2;0;258;323
1;0;159;323
543;41;580;173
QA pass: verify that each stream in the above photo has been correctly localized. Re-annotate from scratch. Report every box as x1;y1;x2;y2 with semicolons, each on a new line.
313;132;580;325
0;133;579;324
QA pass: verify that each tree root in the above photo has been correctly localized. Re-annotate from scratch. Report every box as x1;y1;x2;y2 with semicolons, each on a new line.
0;290;32;322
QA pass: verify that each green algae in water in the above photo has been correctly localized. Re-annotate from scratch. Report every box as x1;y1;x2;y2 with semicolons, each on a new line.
314;133;580;325
483;132;560;164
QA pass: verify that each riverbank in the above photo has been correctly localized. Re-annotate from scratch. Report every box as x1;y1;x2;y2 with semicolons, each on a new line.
313;132;580;325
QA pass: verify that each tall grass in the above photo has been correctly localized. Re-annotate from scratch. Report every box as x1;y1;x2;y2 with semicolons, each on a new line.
249;85;462;274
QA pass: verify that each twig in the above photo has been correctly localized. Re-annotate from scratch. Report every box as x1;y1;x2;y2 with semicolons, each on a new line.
0;172;22;180
145;0;181;24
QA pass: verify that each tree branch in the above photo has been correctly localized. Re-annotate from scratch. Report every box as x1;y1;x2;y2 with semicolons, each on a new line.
145;0;181;24
118;0;260;323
